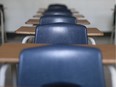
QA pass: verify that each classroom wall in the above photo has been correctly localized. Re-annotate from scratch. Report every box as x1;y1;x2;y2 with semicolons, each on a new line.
0;0;115;32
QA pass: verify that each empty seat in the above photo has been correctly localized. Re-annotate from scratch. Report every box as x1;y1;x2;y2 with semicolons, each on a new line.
48;4;68;10
39;15;77;24
35;23;88;44
43;10;72;16
18;45;105;87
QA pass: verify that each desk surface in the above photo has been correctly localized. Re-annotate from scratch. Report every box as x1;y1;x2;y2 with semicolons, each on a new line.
15;26;104;36
35;13;84;18
0;43;115;64
33;14;85;18
37;10;79;14
37;8;79;13
25;19;90;25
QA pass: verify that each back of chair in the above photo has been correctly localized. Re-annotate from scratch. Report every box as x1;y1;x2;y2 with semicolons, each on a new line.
17;45;105;87
48;4;68;9
43;11;72;16
35;23;88;44
39;15;77;24
45;9;71;13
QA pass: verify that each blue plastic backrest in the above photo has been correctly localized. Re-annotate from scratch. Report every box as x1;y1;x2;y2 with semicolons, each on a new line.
47;7;68;11
45;9;71;13
35;23;88;44
18;45;105;87
43;11;72;16
48;4;68;9
39;15;77;24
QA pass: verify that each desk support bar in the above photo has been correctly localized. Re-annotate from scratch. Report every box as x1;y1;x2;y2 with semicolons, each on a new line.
11;64;17;87
0;64;10;87
0;9;5;44
109;66;116;87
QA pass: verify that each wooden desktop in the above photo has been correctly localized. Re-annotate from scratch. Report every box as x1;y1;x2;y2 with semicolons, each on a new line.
25;19;90;25
15;26;104;37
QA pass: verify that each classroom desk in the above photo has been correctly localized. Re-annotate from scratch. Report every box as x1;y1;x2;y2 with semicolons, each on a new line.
36;8;83;18
25;19;90;25
37;10;79;14
35;13;84;18
0;43;115;64
36;9;79;17
15;26;104;37
0;43;115;87
38;8;76;11
33;14;85;18
37;8;79;13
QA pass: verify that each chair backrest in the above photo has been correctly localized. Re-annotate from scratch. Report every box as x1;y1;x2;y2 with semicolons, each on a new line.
17;45;105;87
48;4;68;9
43;11;72;16
39;15;77;24
0;4;5;25
34;23;88;44
45;9;71;13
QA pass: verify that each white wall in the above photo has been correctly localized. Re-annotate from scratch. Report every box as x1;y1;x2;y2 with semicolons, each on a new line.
0;0;115;32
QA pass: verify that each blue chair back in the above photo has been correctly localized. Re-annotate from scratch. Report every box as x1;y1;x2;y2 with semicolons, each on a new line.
48;4;68;9
18;45;105;87
43;11;72;16
39;15;77;24
45;9;71;13
35;23;88;44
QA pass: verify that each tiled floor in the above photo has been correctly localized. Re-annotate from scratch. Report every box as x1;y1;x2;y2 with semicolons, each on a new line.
0;34;115;87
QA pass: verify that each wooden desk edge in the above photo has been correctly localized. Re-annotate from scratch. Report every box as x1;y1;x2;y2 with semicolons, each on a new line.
25;19;91;25
15;26;104;36
0;44;115;64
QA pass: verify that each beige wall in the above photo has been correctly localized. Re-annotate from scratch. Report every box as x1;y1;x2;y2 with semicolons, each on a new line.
0;0;115;32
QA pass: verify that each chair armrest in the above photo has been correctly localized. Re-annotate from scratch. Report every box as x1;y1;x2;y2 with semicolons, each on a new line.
109;66;116;87
88;37;96;45
22;36;34;44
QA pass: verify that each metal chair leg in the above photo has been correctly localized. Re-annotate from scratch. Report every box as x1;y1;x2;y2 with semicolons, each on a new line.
0;8;7;44
110;27;115;44
0;64;10;87
11;64;17;87
109;66;116;87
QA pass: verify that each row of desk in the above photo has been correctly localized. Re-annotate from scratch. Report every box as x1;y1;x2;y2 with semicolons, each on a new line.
25;19;91;25
16;26;104;36
0;8;115;87
15;8;104;37
33;14;85;18
0;43;115;87
15;10;104;46
0;43;115;64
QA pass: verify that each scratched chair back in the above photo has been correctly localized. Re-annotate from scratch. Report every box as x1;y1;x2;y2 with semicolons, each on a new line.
43;10;72;16
48;4;68;10
35;23;88;44
17;45;105;87
39;15;77;24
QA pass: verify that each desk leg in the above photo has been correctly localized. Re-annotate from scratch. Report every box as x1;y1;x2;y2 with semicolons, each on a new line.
11;64;17;87
109;65;116;87
22;36;34;44
0;64;10;87
88;37;96;45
